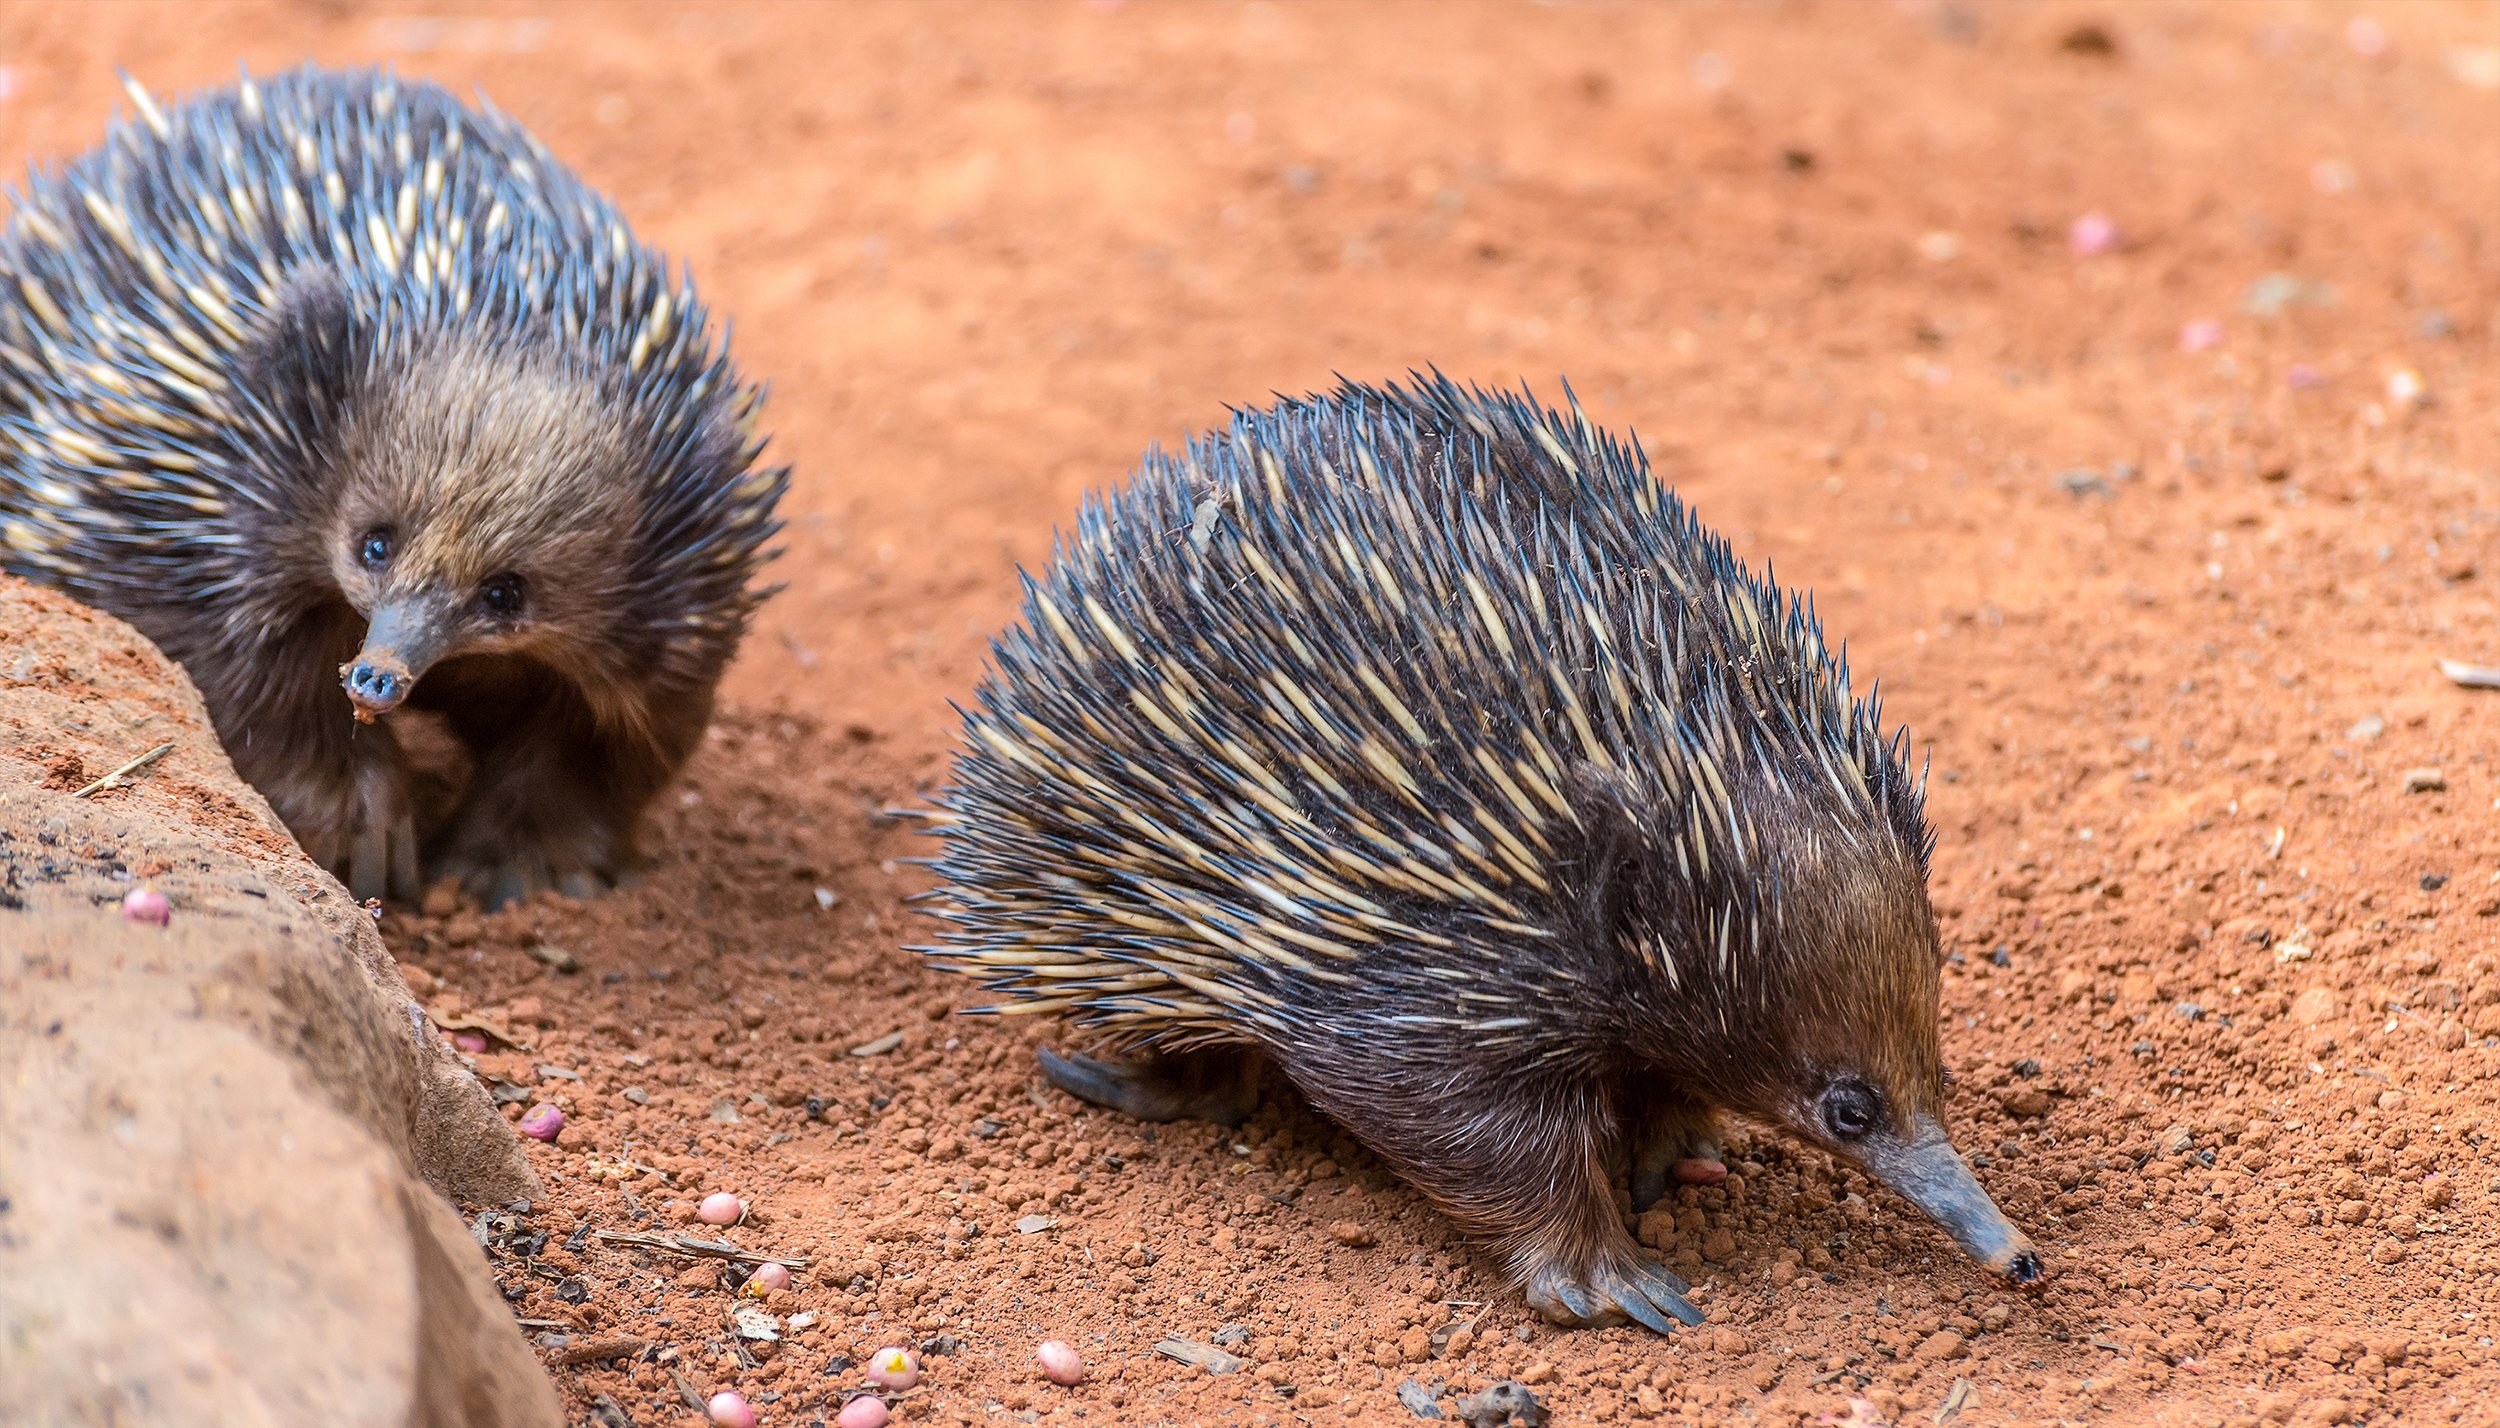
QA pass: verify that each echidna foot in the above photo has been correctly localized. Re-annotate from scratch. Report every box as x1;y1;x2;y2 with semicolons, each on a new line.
1036;1046;1260;1126
1522;1250;1702;1335
346;806;422;905
437;849;617;914
1628;1104;1725;1213
431;791;626;911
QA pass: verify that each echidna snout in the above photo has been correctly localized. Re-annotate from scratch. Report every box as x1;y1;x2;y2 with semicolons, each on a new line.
923;373;2037;1333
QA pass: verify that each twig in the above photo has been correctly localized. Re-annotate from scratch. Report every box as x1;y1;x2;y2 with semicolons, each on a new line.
556;1336;651;1367
668;1369;707;1414
591;1228;811;1269
71;741;174;798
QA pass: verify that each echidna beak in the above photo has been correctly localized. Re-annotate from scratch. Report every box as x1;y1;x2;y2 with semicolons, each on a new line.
343;600;447;720
1859;1118;2045;1289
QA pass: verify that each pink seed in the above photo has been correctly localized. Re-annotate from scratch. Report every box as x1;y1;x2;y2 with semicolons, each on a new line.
121;886;170;926
697;1192;744;1226
745;1261;792;1294
452;1032;490;1055
707;1390;758;1428
835;1395;889;1428
516;1104;565;1142
2067;210;2119;257
1671;1157;1729;1186
866;1346;920;1390
2177;317;2224;354
1036;1339;1086;1385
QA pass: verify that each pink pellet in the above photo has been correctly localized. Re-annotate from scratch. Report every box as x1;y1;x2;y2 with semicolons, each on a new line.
516;1104;565;1142
452;1032;490;1055
2178;317;2224;354
1036;1339;1087;1385
745;1261;792;1294
707;1390;758;1428
2067;210;2120;257
836;1395;889;1428
121;886;170;926
1671;1157;1730;1186
697;1192;745;1226
867;1346;920;1390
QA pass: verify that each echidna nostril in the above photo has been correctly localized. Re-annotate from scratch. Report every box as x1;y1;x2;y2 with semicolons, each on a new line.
344;662;403;709
2007;1249;2046;1285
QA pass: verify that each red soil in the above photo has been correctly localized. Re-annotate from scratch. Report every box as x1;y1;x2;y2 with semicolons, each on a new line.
5;2;2498;1424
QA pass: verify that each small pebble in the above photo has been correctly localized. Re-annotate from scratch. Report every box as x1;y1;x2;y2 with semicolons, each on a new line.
516;1104;565;1142
120;886;171;926
1037;1339;1086;1386
1671;1158;1729;1186
698;1192;746;1226
2178;317;2224;353
2386;367;2427;408
867;1346;920;1390
836;1395;889;1428
746;1261;793;1294
707;1391;758;1428
2067;210;2119;257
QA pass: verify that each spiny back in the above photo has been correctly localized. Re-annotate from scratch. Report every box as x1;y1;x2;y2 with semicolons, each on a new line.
0;66;774;638
929;375;1931;1050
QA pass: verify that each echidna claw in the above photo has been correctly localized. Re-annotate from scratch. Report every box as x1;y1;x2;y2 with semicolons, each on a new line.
1525;1253;1703;1335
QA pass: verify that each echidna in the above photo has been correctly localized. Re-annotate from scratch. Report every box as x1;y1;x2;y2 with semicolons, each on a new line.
919;376;2040;1332
0;68;784;907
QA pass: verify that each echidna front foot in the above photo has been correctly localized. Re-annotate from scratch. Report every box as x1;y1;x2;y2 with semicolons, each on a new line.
252;722;423;903
346;805;423;906
1627;1099;1725;1213
1522;1246;1703;1335
1036;1045;1262;1126
428;735;636;910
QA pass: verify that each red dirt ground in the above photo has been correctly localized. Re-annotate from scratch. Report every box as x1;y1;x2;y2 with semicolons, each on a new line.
6;2;2499;1424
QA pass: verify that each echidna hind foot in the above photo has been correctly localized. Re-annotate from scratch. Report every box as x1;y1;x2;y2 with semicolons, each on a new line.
1035;1045;1262;1127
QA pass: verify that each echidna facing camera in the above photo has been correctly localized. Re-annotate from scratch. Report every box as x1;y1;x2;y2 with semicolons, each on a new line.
920;376;2040;1332
0;68;784;906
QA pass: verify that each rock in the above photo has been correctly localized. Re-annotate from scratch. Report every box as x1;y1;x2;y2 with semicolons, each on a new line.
2402;767;2447;793
0;578;555;1426
1326;1218;1378;1247
1398;1378;1446;1419
2290;988;2342;1026
1998;1087;2053;1118
1916;1329;1968;1361
1453;1381;1548;1428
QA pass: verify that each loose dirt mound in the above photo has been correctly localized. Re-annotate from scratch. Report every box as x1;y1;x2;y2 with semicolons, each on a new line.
3;3;2496;1426
0;579;556;1426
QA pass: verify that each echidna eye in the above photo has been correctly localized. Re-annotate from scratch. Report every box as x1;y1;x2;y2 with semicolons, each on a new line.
479;574;527;620
358;527;394;570
1819;1079;1882;1141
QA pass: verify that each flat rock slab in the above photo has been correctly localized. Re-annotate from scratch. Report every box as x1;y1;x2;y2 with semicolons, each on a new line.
0;577;559;1427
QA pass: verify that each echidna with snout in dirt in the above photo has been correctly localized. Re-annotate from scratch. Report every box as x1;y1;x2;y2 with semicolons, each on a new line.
916;375;2041;1333
0;67;784;907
